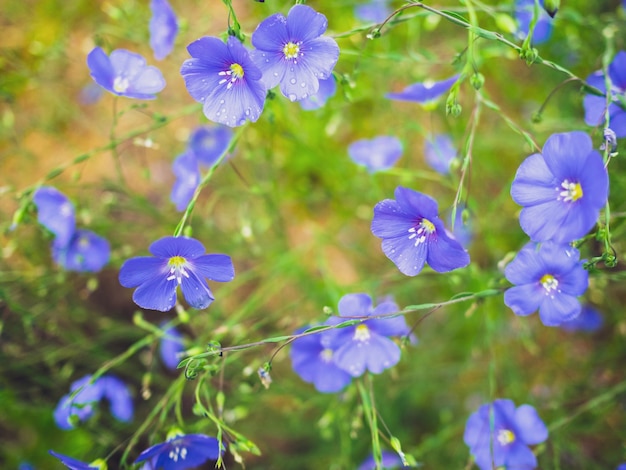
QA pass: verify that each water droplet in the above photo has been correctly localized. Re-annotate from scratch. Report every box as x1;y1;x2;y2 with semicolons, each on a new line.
245;109;250;116
302;93;308;99
289;67;294;72
273;72;279;77
290;78;296;85
319;72;325;79
219;100;225;104
288;93;297;102
265;59;269;63
300;82;306;88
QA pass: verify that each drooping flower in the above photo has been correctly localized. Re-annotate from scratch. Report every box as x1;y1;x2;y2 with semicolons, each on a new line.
290;325;353;393
52;229;111;272
299;75;337;110
160;324;185;370
583;51;626;138
558;304;603;333
119;236;235;312
386;74;459;107
53;374;133;430
250;4;340;102
348;136;403;173
424;134;457;175
504;242;588;326
371;186;470;276
515;0;554;45
321;294;411;377
188;125;233;166
170;151;200;212
134;433;223;470
48;451;101;470
180;36;266;127
354;0;391;23
33;186;75;247
357;450;403;470
510;131;609;243
87;47;166;99
464;399;548;470
149;0;179;60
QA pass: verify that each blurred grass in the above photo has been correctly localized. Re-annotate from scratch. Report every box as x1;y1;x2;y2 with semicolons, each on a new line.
1;0;626;468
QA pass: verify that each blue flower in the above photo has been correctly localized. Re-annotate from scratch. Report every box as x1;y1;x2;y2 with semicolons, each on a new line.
348;136;403;173
299;75;337;110
119;236;235;312
371;186;470;276
48;451;99;470
134;433;223;470
53;374;133;430
188;125;233;166
290;325;353;393
357;450;403;470
354;0;391;23
160;324;185;370
583;50;626;138
149;0;178;60
321;294;411;377
424;134;457;175
448;204;472;249
79;82;104;105
510;131;609;243
515;0;554;45
170;151;200;212
617;464;626;470
464;399;548;470
180;36;266;127
52;229;110;273
87;47;166;99
250;4;340;102
504;242;588;326
558;304;603;333
386;74;459;107
33;186;75;247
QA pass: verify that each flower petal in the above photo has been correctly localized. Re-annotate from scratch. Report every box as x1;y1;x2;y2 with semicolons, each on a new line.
541;131;592;180
119;257;168;288
426;231;470;272
180;271;214;309
514;404;548;445
190;254;235;282
149;236;206;259
132;274;178;312
510;153;558;207
287;4;329;42
87;47;114;93
371;199;415;239
504;284;542;317
538;293;581;326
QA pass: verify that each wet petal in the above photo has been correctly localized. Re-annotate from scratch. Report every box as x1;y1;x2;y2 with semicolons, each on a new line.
133;275;178;312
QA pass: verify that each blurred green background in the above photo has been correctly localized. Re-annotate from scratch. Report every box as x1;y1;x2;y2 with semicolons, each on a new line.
1;0;625;468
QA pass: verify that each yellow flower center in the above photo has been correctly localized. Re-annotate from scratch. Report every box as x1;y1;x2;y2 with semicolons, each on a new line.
353;324;371;342
113;76;130;93
496;429;516;446
408;218;436;246
320;348;334;362
167;256;189;284
283;42;300;59
540;274;559;294
230;63;244;79
78;236;91;249
558;179;583;202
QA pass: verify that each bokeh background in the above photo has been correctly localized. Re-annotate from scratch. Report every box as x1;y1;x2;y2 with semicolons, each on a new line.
1;0;626;468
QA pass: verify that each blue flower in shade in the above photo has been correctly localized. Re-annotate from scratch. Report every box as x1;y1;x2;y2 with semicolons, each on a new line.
504;242;588;326
33;186;75;247
53;374;133;430
188;125;233;166
464;399;548;470
18;463;35;470
170;151;200;212
515;0;554;45
250;4;340;102
79;82;104;105
160;324;185;370
448;204;472;249
322;294;411;377
618;464;626;470
510;131;609;243
559;304;603;333
386;74;459;107
134;433;223;470
348;136;403;173
358;450;403;470
424;134;457;175
119;236;235;312
299;75;337;110
150;0;178;60
87;47;166;99
354;0;391;23
371;186;470;276
290;325;353;393
49;451;99;470
583;51;626;138
52;229;110;273
180;36;266;127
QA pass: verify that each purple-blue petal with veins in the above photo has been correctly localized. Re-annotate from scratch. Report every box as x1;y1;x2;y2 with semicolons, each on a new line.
394;186;439;219
190;254;235;282
179;270;214;309
510;153;558;207
426;229;470;272
132;274;177;312
338;293;372;317
149;236;206;259
287;4;329;42
608;51;626;89
86;47;115;93
381;234;428;276
538;294;581;326
371;199;415;239
119;257;167;288
515;405;549;445
541;131;591;180
33;186;76;247
149;0;178;60
504;284;543;316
